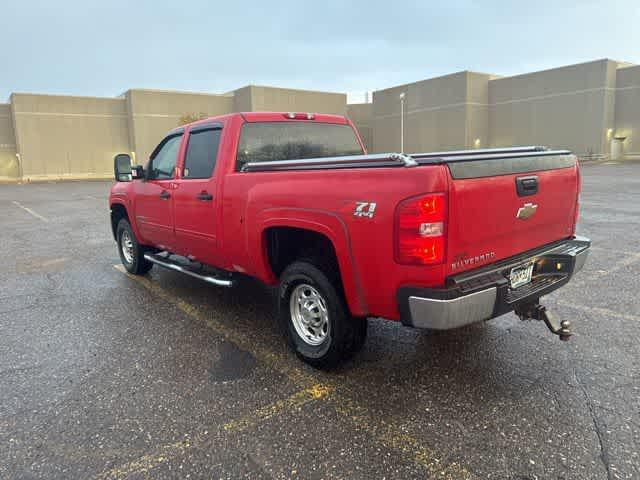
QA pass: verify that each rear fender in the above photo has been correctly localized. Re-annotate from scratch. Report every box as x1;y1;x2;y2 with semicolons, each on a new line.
252;208;367;316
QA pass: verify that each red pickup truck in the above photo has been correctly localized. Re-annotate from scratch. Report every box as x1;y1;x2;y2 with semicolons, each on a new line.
110;111;590;368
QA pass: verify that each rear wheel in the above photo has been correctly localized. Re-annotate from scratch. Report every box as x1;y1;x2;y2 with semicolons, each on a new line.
279;261;367;369
116;219;153;275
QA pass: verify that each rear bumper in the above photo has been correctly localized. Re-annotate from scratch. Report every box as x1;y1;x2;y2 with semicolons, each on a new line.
397;236;590;330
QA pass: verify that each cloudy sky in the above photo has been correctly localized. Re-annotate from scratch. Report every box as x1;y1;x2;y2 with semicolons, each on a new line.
1;0;639;101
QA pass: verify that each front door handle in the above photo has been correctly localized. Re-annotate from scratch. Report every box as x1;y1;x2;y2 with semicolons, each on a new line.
196;191;213;201
159;190;171;200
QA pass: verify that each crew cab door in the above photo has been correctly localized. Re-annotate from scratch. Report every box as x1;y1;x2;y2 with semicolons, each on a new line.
172;123;223;265
133;133;183;250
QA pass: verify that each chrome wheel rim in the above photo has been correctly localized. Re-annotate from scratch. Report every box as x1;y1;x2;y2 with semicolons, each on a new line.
121;230;134;264
289;284;329;346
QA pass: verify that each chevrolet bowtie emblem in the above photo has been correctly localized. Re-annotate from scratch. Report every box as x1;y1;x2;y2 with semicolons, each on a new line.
516;203;538;220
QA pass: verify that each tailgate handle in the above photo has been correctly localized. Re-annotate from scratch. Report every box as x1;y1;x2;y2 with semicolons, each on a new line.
516;176;538;197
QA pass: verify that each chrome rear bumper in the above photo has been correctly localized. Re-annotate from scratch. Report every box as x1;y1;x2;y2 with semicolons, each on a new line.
398;236;590;330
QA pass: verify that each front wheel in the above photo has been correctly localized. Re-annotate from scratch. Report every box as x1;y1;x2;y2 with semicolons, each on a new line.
279;261;367;369
116;219;153;275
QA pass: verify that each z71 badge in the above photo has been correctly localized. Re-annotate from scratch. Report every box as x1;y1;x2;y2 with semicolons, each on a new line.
354;201;377;218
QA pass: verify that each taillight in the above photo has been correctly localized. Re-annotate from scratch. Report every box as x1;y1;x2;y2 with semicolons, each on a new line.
395;193;447;265
574;165;582;229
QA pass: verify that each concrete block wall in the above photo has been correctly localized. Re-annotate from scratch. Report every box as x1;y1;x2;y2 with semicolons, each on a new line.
1;59;640;182
346;59;638;159
125;89;234;165
0;103;18;180
235;85;346;115
10;94;131;181
372;72;471;153
345;103;373;151
488;59;619;157
0;86;348;182
615;65;640;158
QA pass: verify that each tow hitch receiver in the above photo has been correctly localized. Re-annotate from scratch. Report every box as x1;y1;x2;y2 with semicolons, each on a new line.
515;302;572;341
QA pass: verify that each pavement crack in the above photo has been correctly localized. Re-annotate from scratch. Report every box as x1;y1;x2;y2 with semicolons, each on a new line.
573;367;612;480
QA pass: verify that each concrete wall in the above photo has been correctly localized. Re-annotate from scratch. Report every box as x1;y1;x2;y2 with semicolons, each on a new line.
0;104;19;180
465;72;493;149
233;85;346;116
489;59;618;157
371;72;492;154
346;103;373;151
3;59;640;182
1;85;348;181
125;86;346;164
615;65;640;158
125;89;234;164
250;86;346;115
11;94;131;181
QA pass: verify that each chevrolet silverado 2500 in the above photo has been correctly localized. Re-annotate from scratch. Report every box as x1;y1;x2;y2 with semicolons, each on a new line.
110;111;590;368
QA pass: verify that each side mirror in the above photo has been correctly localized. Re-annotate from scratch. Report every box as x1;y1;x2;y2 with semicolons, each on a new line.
114;154;132;182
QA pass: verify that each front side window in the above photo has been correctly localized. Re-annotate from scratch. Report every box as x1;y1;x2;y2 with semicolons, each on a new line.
148;135;182;180
236;122;364;170
183;128;222;179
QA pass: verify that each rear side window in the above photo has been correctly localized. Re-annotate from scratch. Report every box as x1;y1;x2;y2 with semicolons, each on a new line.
236;122;363;170
183;128;222;179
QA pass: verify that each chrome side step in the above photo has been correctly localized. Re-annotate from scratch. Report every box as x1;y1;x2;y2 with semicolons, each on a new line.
143;253;233;287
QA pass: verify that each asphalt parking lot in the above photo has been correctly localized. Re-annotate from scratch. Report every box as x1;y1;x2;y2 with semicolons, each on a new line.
1;162;639;480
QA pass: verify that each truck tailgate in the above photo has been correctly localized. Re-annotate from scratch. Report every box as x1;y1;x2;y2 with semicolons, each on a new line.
444;153;579;275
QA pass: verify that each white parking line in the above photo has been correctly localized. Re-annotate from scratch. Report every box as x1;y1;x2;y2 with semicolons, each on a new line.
12;201;49;222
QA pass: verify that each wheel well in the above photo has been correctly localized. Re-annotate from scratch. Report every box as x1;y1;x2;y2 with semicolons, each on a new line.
266;227;341;281
110;204;129;240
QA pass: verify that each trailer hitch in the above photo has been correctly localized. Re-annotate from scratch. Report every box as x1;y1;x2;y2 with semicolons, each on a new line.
515;302;572;341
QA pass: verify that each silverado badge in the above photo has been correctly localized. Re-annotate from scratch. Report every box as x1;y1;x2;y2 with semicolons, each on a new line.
516;202;538;220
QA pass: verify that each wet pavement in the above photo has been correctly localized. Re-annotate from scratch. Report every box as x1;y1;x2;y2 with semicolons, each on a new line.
0;162;639;479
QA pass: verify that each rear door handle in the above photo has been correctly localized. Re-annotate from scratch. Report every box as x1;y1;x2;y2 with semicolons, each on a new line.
196;192;213;201
159;190;171;200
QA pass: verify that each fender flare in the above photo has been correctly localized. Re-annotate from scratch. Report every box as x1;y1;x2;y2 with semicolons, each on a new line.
109;199;144;244
251;208;367;317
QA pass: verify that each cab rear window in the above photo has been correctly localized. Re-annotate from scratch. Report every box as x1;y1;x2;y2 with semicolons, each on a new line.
236;122;363;170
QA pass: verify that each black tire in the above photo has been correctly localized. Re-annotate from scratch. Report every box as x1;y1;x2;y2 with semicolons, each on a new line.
116;219;153;275
279;261;367;369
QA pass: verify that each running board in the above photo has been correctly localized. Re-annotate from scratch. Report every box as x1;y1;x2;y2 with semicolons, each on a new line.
143;253;233;287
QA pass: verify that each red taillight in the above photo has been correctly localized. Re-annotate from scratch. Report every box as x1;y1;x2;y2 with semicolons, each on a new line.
395;193;447;265
574;165;582;229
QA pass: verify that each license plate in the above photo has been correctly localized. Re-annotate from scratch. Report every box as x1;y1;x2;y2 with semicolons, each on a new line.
509;263;534;289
